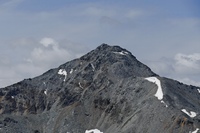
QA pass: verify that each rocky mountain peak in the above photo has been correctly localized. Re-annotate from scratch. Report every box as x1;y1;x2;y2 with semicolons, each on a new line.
95;43;128;53
78;44;157;78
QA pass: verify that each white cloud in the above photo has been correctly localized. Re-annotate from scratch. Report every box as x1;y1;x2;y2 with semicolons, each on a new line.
145;53;200;87
28;37;83;69
39;37;58;48
174;53;200;74
148;53;200;77
0;38;86;88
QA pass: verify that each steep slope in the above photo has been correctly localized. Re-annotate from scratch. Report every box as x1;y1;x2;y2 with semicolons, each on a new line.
0;44;200;133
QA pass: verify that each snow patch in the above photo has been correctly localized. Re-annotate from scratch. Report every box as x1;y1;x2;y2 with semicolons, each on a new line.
197;89;200;93
190;128;199;133
85;129;103;133
161;100;168;107
113;51;129;55
91;63;95;71
181;109;197;118
70;69;73;74
44;89;47;95
11;96;14;99
58;69;67;81
145;77;163;100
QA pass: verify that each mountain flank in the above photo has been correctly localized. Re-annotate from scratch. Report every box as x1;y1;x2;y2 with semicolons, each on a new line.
0;44;200;133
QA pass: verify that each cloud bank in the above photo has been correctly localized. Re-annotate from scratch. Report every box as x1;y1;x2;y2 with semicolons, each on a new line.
0;37;86;88
146;53;200;87
174;53;200;74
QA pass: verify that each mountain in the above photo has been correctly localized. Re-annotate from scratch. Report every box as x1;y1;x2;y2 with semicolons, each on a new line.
0;44;200;133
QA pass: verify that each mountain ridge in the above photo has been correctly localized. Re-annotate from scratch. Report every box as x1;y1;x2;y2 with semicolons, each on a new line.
0;44;200;133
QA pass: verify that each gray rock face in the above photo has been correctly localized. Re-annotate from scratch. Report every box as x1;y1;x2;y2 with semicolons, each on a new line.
0;44;200;133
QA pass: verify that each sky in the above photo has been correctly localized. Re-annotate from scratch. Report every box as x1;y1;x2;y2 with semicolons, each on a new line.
0;0;200;87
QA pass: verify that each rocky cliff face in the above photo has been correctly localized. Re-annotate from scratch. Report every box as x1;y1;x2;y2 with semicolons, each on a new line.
0;44;200;133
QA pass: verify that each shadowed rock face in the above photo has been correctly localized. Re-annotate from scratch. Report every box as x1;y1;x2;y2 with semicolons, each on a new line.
0;44;200;133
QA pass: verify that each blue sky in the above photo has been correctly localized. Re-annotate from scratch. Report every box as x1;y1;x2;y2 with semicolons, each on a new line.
0;0;200;87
